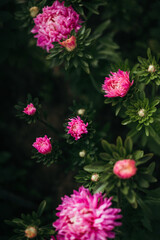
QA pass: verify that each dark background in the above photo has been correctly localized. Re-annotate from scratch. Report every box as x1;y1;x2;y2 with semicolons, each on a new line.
1;0;160;239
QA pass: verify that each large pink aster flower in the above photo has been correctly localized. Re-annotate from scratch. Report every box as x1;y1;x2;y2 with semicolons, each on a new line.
23;103;36;116
31;0;82;52
32;135;52;154
102;69;134;98
53;186;122;240
113;159;137;179
67;116;88;140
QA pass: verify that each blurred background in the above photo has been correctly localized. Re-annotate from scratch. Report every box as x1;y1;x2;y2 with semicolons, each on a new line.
1;0;160;239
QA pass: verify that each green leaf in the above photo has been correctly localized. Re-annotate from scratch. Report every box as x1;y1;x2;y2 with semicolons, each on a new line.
138;178;149;188
121;119;131;125
147;48;152;60
93;181;109;193
84;162;106;173
37;200;46;217
126;190;136;204
136;153;153;166
83;2;99;14
116;136;123;149
147;162;155;175
101;140;112;154
121;186;129;195
93;20;111;35
99;153;111;161
133;150;144;160
124;136;133;154
115;104;121;116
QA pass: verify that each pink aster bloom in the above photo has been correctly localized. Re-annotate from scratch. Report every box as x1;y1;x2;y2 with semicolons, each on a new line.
23;103;36;116
60;36;77;51
32;135;52;154
53;186;122;240
113;159;137;179
67;116;88;140
31;0;82;52
102;69;134;98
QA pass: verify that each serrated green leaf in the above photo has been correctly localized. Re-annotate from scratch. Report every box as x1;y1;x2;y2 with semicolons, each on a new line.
99;153;111;161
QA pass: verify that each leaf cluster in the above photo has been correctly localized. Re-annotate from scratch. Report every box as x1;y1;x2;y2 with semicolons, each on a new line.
5;201;55;240
83;136;156;209
15;94;41;124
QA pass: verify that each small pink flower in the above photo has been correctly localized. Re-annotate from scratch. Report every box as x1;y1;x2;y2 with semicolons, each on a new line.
32;135;52;154
60;36;77;51
102;69;134;98
113;159;137;179
31;0;82;52
23;103;36;116
53;186;122;240
67;116;88;140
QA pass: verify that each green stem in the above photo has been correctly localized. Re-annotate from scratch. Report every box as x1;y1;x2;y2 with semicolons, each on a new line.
89;74;102;93
39;119;59;135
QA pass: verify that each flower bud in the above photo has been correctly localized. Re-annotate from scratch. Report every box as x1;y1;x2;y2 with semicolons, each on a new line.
79;150;86;158
25;226;37;239
77;108;85;116
60;36;77;52
113;159;137;179
148;64;155;73
138;109;145;117
91;173;99;182
29;6;39;18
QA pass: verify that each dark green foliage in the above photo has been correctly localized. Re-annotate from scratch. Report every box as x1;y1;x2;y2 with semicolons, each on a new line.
82;136;156;209
61;0;107;18
15;0;47;28
5;201;55;240
122;92;160;136
135;48;160;85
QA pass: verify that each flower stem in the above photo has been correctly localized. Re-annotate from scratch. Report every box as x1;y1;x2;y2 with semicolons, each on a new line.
39;119;59;135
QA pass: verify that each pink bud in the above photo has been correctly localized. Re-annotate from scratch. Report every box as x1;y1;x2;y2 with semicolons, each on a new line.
60;36;77;51
113;159;137;179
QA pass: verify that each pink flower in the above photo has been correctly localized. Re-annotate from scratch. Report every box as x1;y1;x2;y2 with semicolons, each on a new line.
67;116;88;140
32;135;52;154
113;159;137;179
60;36;77;51
31;0;82;52
53;186;122;240
23;103;36;116
102;69;134;98
50;236;56;240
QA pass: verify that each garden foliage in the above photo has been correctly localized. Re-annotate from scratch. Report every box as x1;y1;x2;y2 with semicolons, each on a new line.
1;0;160;239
